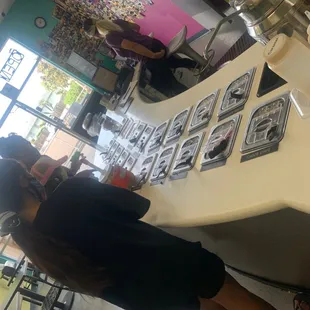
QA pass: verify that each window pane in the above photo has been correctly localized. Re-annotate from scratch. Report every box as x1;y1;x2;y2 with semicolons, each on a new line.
0;107;95;168
17;59;92;129
0;93;11;119
42;130;81;164
0;39;39;90
0;107;105;179
0;106;40;140
0;107;79;160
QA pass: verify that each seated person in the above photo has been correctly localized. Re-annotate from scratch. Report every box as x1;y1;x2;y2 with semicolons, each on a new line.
0;134;88;196
83;18;197;97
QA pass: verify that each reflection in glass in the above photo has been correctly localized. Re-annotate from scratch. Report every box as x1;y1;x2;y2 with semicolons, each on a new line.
0;94;11;120
18;59;92;129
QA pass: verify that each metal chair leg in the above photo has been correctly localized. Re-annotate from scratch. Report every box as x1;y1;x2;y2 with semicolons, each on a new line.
179;42;209;66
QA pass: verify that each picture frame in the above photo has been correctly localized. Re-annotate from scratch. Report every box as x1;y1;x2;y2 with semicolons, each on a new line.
52;5;66;20
53;0;67;9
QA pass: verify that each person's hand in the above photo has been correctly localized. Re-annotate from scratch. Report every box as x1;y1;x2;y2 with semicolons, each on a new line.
152;49;165;59
70;153;86;175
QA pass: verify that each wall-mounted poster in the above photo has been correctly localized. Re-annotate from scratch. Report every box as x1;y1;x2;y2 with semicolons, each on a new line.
52;5;66;20
54;0;67;8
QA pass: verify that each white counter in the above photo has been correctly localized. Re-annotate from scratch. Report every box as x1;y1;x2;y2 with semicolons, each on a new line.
121;44;310;290
127;43;310;228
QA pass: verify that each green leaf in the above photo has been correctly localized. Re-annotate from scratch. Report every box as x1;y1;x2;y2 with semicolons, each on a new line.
37;61;70;93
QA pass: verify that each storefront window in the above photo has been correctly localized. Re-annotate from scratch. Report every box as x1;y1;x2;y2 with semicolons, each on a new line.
0;39;103;179
0;106;103;172
0;107;77;160
17;59;92;129
0;93;12;120
0;39;39;91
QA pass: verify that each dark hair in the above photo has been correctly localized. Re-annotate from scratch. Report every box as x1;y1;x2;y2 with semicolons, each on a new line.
0;134;27;158
0;159;110;295
0;134;41;169
83;18;95;32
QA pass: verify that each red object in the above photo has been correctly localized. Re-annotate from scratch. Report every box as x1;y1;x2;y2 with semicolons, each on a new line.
110;166;135;189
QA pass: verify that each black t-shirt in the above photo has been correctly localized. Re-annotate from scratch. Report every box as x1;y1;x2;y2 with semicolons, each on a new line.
33;178;224;310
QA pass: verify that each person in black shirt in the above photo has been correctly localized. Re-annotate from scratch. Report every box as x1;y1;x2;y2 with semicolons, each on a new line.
0;159;276;310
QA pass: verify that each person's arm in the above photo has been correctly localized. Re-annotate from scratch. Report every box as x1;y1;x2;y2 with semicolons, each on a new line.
121;39;165;59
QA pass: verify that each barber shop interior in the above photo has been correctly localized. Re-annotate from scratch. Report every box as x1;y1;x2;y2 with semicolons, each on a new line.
1;0;310;309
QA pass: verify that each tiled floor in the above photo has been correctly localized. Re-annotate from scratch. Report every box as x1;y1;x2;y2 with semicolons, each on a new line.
71;270;294;310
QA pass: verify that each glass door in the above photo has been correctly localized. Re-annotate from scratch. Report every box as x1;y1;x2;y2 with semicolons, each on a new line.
17;59;92;129
0;38;93;132
0;38;102;168
0;104;82;163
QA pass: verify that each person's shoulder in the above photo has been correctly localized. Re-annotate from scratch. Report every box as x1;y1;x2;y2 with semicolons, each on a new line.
42;178;95;212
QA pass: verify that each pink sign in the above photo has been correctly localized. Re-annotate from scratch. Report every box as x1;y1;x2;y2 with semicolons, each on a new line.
135;0;204;45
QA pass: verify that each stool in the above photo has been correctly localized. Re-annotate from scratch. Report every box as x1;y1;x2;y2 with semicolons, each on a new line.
167;26;208;66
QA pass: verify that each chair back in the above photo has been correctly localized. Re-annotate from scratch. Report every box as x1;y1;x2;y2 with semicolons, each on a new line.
41;282;63;310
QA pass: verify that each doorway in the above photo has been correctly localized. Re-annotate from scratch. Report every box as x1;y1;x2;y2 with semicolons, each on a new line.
0;38;99;166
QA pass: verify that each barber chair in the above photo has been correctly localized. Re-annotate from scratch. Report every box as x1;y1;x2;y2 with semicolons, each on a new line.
166;26;208;66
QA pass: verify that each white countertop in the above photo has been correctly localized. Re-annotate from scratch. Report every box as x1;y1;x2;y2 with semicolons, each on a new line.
126;43;310;228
